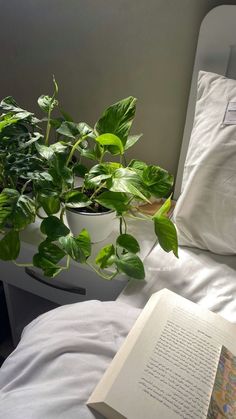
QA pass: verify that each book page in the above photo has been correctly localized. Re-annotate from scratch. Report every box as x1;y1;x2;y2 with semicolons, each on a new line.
95;290;236;419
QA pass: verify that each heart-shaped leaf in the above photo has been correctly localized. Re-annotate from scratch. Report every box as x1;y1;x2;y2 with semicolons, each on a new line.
37;191;61;215
115;252;145;279
108;168;150;202
33;253;62;277
40;216;70;240
38;95;58;113
64;190;92;209
59;229;91;262
153;198;178;257
95;133;124;155
95;97;137;144
95;244;115;269
142;166;173;198
116;234;140;254
95;191;129;214
38;240;66;264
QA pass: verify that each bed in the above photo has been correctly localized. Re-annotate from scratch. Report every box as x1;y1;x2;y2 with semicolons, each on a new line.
1;6;236;419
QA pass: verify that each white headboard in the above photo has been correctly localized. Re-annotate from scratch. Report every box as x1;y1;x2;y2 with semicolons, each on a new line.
174;5;236;199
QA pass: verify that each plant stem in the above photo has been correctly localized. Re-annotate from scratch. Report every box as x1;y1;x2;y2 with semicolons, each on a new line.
89;181;107;200
13;261;34;268
66;138;82;166
60;255;70;270
119;217;123;235
45;106;52;146
86;261;118;281
21;179;32;195
122;216;127;234
60;206;65;222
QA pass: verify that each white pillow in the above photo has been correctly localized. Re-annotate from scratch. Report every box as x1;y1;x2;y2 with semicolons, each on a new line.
174;71;236;254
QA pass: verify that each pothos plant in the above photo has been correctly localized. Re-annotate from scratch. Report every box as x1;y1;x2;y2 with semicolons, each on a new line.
0;78;178;281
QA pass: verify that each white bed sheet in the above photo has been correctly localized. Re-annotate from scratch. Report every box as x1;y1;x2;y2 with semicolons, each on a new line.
118;244;236;323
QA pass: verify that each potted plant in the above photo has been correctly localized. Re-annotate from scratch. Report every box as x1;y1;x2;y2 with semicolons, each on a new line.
0;80;178;281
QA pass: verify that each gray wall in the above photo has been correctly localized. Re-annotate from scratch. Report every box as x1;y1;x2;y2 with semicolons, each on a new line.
0;0;235;177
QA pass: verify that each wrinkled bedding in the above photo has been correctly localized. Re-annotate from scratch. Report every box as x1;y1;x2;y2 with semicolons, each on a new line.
1;244;236;418
119;244;236;323
0;301;140;419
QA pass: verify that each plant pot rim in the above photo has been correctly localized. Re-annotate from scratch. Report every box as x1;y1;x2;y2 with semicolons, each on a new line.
66;207;115;216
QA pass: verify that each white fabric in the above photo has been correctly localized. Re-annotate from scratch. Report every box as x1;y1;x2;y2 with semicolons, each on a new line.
173;71;236;254
0;301;140;419
1;247;236;419
118;244;236;323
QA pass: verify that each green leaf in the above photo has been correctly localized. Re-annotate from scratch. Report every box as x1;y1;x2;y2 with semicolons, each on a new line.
19;132;43;149
12;194;36;230
0;97;36;122
85;163;121;188
64;190;92;209
153;198;178;257
115;253;145;279
35;143;54;160
38;240;66;264
153;216;178;257
128;159;147;171
73;163;88;178
0;189;19;226
29;171;53;182
37;191;61;215
142;166;174;198
50;142;68;154
33;253;62;278
56;121;81;138
108;168;150;202
153;196;172;217
95;244;115;269
95;97;137;144
77;122;95;138
124;134;143;151
76;229;91;259
49;154;73;187
0;114;19;132
57;121;94;139
59;229;91;262
80;148;98;161
116;234;140;254
38;95;58;113
0;231;20;261
95;191;129;214
95;133;124;155
40;216;70;240
0;189;35;230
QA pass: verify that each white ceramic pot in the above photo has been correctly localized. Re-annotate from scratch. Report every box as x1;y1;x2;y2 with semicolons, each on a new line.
66;208;116;243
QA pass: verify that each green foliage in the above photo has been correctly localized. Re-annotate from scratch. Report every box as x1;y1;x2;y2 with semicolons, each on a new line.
0;231;20;261
116;234;140;254
59;229;91;263
95;97;137;144
0;82;178;282
153;197;178;257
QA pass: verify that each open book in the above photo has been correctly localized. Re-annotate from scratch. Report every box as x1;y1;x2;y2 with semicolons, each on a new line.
87;289;236;419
